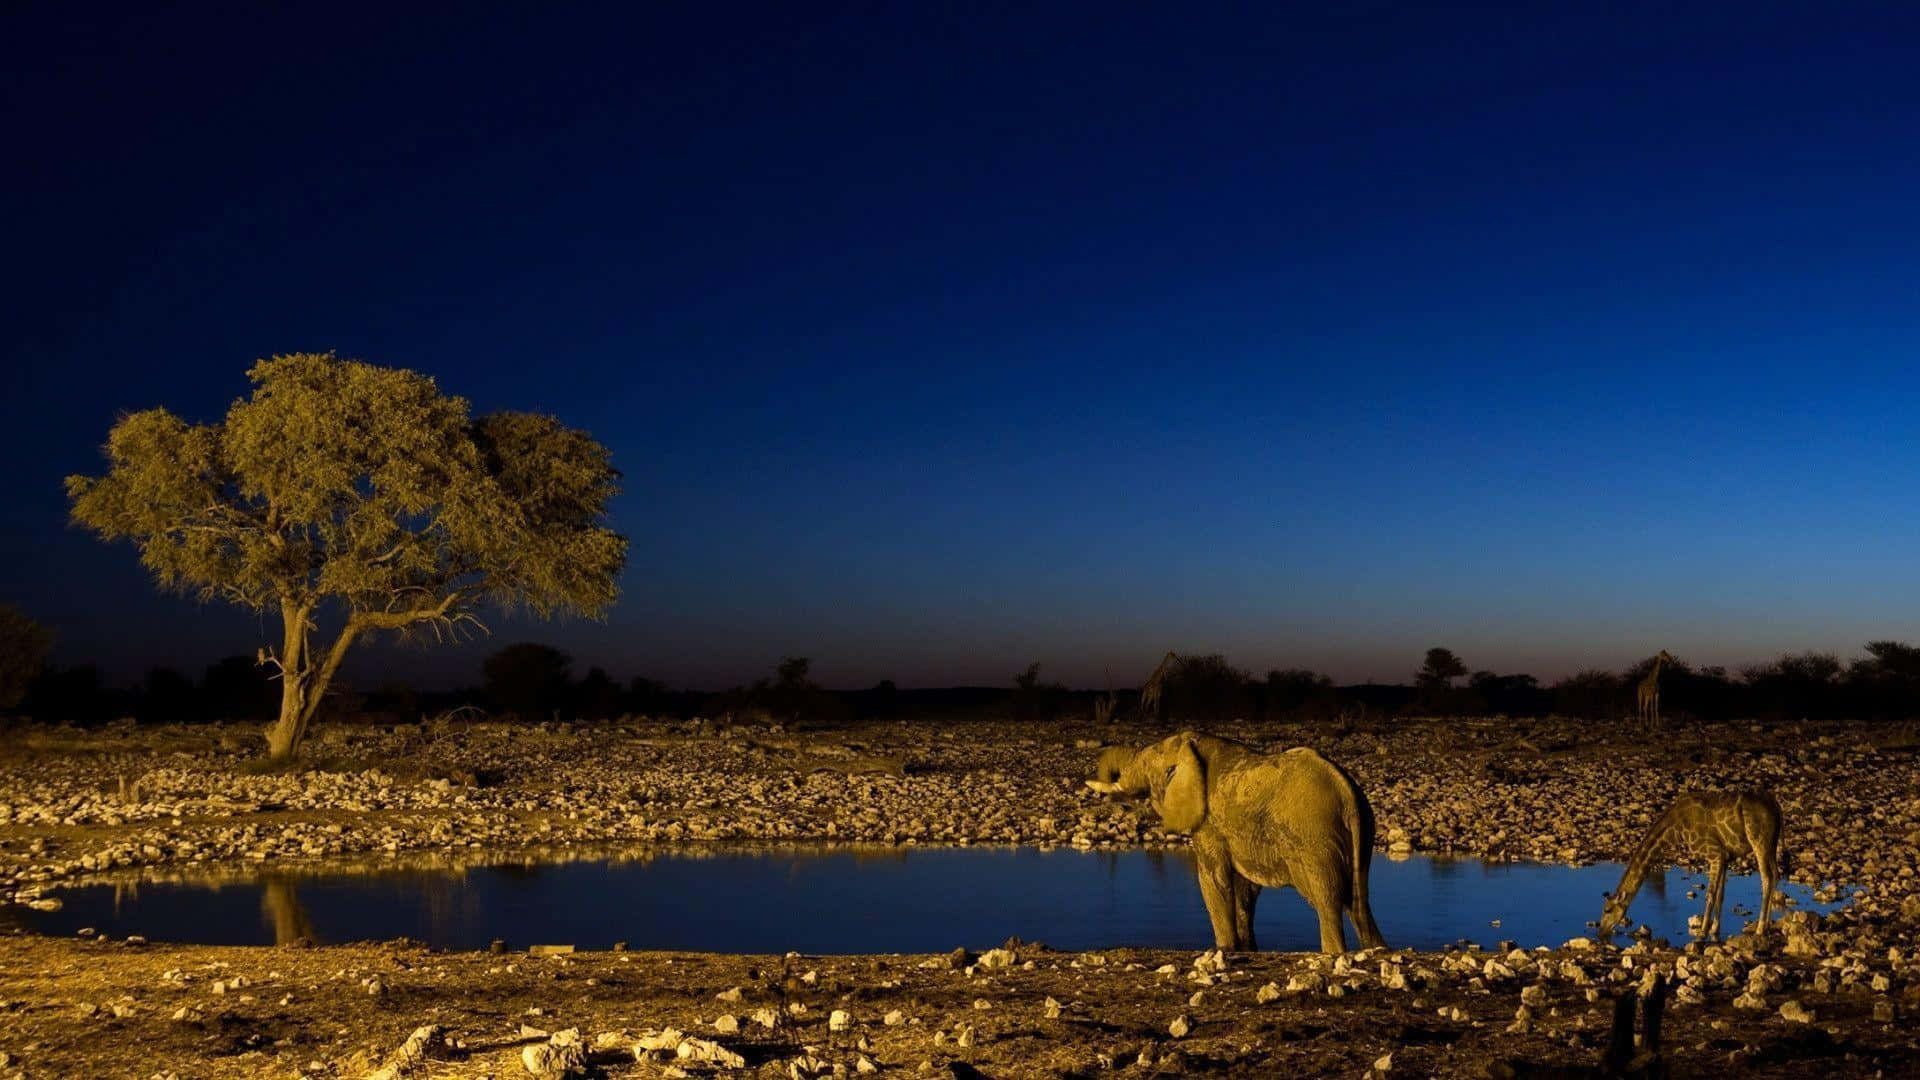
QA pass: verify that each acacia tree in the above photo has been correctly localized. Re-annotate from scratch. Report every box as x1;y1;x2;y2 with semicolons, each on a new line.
1416;647;1467;689
68;353;627;760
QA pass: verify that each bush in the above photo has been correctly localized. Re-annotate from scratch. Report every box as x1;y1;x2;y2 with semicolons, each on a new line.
1011;662;1066;724
1551;669;1621;721
0;605;54;710
1156;654;1252;725
483;643;574;720
1261;668;1338;722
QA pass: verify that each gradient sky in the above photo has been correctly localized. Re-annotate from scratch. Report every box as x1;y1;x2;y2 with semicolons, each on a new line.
6;3;1920;690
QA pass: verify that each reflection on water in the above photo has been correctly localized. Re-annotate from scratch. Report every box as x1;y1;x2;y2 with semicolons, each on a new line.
17;845;1847;954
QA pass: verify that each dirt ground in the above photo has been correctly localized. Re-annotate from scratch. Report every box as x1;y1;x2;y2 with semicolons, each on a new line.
3;714;1919;1077
2;933;1915;1079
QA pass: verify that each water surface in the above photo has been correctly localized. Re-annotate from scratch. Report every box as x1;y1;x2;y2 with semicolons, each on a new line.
15;845;1841;953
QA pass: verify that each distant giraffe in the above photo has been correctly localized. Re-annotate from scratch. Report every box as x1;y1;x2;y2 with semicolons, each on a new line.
1598;791;1784;941
1636;650;1673;731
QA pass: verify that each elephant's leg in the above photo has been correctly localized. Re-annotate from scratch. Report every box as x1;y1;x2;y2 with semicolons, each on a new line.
1192;836;1238;950
1297;873;1349;955
1348;885;1387;950
1230;872;1261;952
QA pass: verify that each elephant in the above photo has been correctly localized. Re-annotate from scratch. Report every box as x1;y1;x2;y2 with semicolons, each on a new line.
1086;731;1387;954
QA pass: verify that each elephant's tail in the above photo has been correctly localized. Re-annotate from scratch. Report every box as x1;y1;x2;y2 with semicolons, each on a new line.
1341;771;1389;950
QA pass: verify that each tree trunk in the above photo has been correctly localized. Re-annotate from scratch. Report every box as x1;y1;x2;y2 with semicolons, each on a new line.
265;676;308;762
263;608;359;762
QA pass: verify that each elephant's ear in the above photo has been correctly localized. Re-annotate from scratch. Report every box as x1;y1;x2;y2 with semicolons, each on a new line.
1159;738;1207;834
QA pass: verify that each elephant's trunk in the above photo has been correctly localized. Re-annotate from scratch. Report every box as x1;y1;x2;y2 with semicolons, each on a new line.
1088;745;1145;795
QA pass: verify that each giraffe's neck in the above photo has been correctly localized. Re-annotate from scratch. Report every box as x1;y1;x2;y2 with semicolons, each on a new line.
1612;811;1674;908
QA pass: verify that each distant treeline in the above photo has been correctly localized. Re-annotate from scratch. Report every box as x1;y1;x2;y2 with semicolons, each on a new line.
8;634;1920;729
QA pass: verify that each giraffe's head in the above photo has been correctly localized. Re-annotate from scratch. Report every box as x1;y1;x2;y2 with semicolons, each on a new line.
1598;892;1629;935
1656;649;1673;665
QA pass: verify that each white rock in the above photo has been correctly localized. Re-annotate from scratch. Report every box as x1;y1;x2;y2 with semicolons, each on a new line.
676;1037;746;1069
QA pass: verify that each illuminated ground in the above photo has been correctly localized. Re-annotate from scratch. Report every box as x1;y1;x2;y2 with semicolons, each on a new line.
2;715;1917;1076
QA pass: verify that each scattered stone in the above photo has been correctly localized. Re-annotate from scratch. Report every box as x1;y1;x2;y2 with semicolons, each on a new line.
675;1037;746;1069
367;1024;445;1080
1169;1014;1192;1038
635;1028;686;1053
522;1028;584;1076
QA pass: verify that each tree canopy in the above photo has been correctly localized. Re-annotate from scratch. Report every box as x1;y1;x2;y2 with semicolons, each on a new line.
67;353;627;757
1416;647;1468;688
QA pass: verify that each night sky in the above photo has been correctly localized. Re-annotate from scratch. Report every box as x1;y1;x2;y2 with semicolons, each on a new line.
7;3;1920;691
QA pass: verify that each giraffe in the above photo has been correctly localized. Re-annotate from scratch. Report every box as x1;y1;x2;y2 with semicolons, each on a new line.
1598;791;1784;941
1636;650;1674;731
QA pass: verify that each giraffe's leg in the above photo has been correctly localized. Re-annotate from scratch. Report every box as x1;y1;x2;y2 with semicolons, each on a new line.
1749;827;1780;937
1705;856;1727;940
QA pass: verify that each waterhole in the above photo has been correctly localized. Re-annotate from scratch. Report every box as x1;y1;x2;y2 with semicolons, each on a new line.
13;845;1842;952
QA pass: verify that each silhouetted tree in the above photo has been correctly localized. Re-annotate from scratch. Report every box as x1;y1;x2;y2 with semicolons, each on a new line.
1416;647;1468;689
1468;670;1549;717
1551;668;1621;721
484;643;574;719
766;656;814;720
66;352;626;760
574;666;622;720
1742;651;1845;720
366;679;421;722
140;667;197;724
622;675;672;717
858;678;901;719
1850;641;1920;720
697;656;849;728
1011;662;1066;723
1263;668;1337;722
1667;663;1740;723
1415;647;1469;711
200;655;276;722
0;604;54;711
23;665;116;727
1155;653;1252;725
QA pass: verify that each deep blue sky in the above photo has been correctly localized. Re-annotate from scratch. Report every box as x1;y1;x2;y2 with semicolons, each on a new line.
6;2;1920;690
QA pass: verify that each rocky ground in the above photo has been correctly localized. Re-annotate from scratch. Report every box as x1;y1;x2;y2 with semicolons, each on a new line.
2;713;1919;1077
